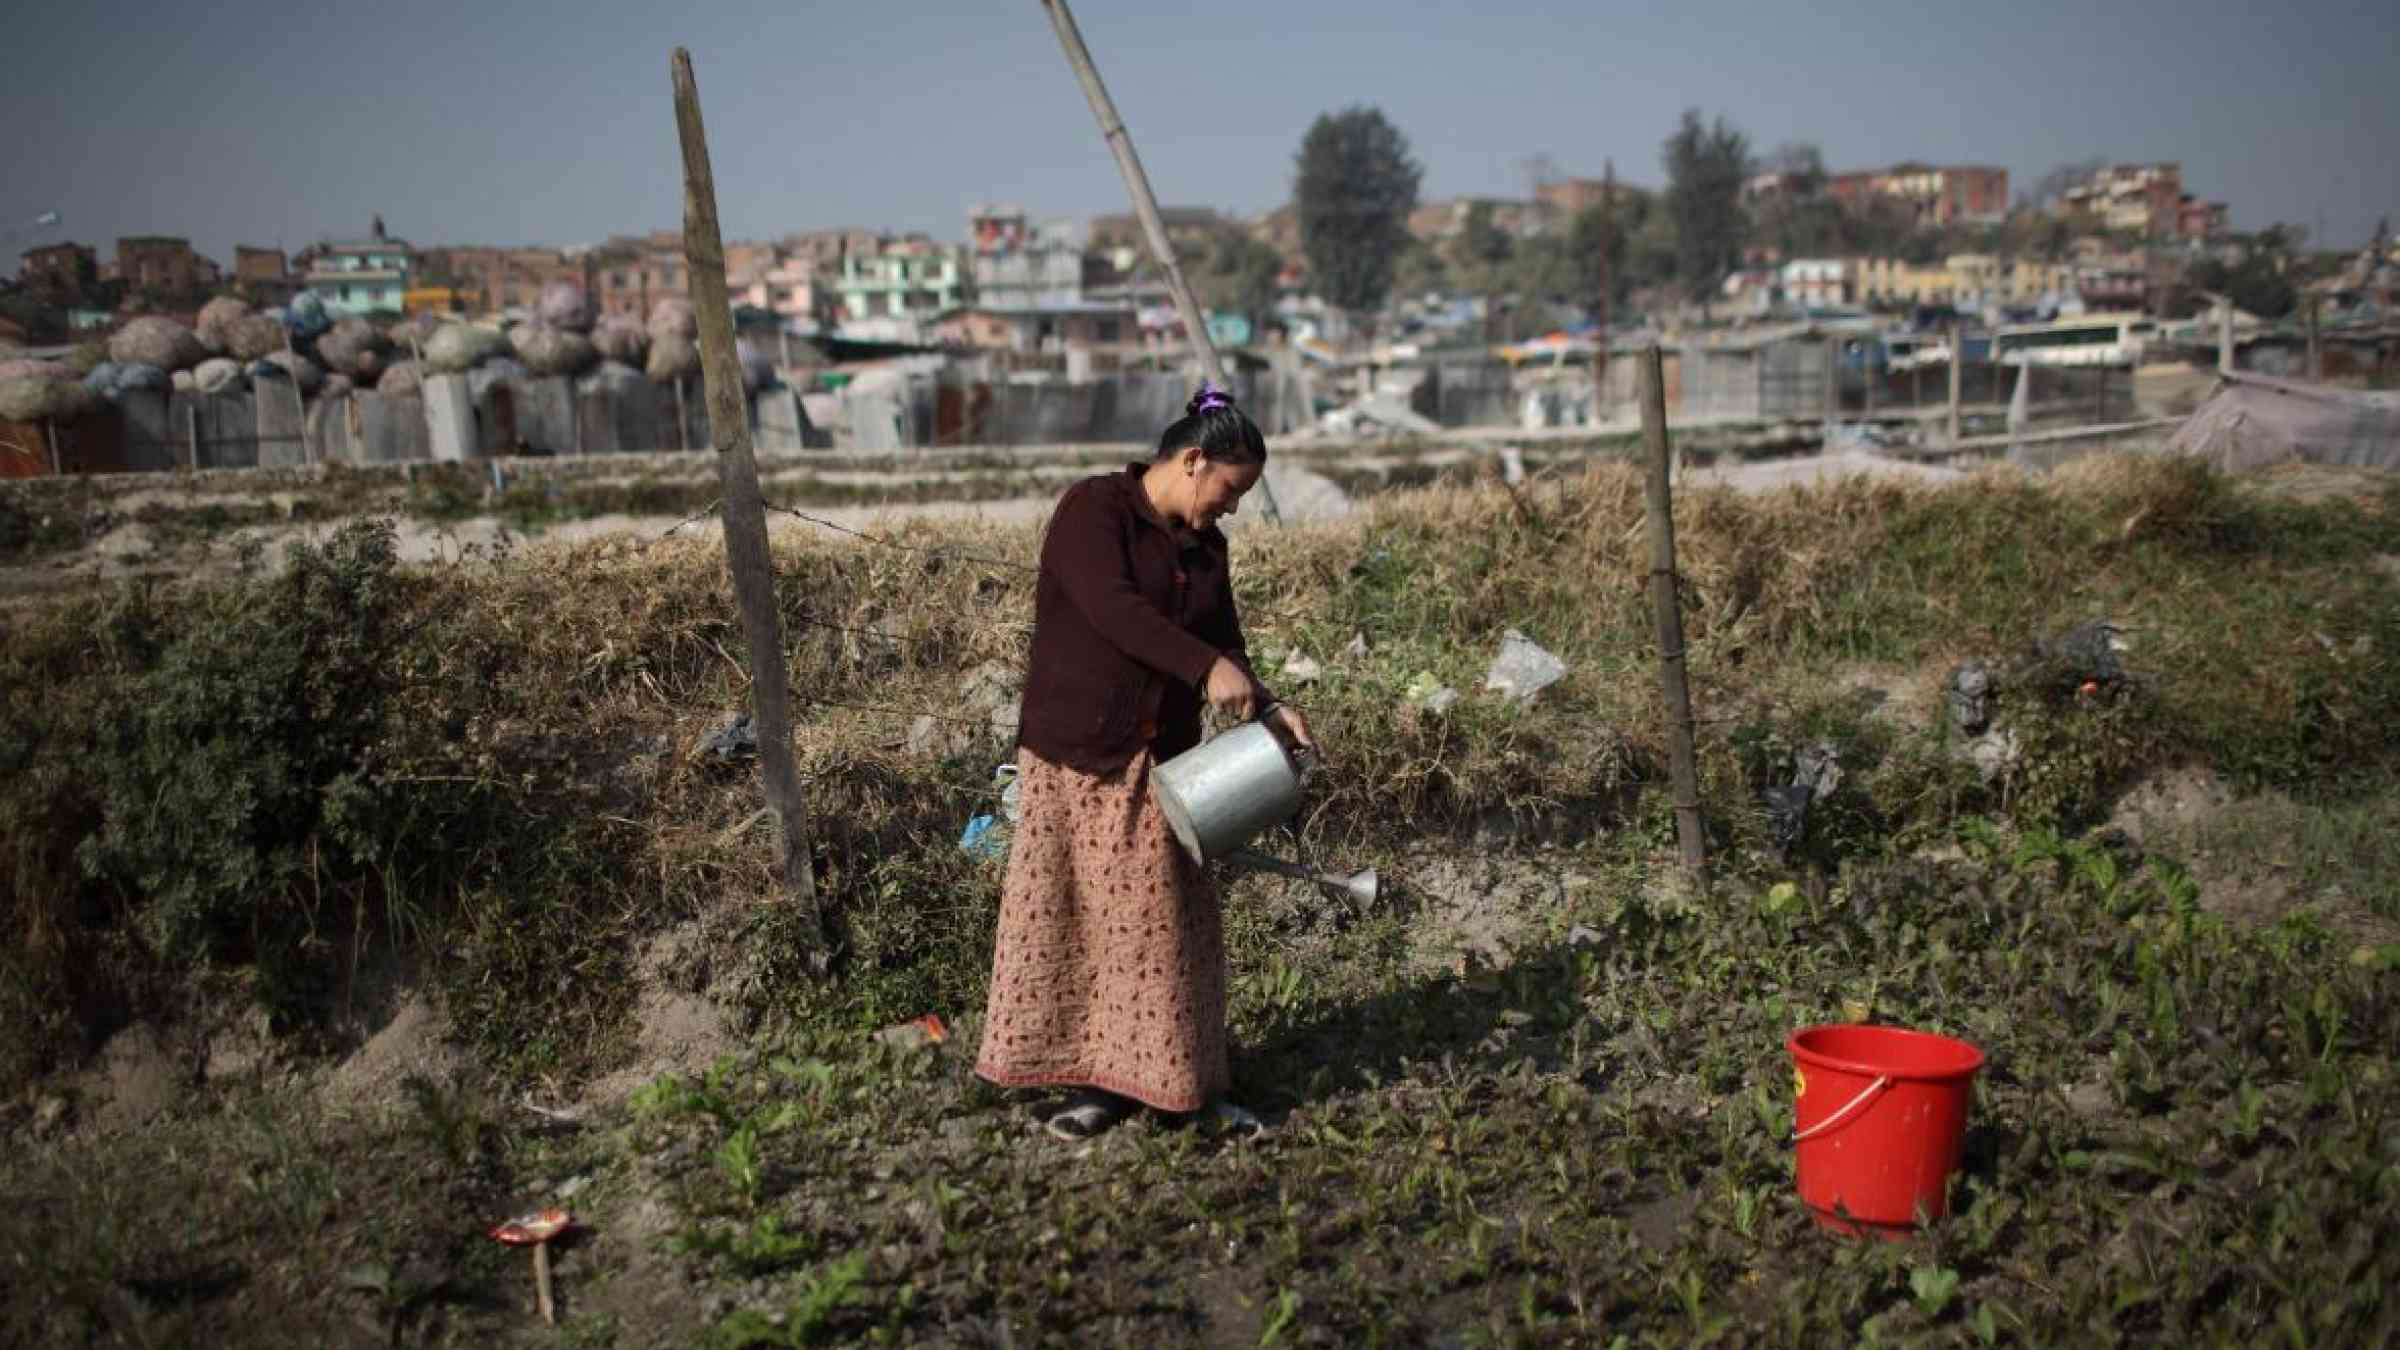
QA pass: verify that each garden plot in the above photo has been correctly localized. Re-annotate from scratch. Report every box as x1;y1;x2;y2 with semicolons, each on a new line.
3;456;2396;1346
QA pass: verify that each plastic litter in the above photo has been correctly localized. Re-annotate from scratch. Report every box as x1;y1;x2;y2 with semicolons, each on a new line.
468;357;531;401
592;315;648;365
959;814;1003;857
875;1013;949;1048
1404;670;1460;714
0;376;99;422
513;324;598;377
646;297;697;339
316;318;387;378
1482;628;1567;702
282;292;333;339
1763;741;1843;856
257;350;322;393
192;357;243;394
645;331;699;382
424;323;510;374
537;281;594;333
195;296;253;353
699;712;758;761
1946;662;1991;734
109;316;207;372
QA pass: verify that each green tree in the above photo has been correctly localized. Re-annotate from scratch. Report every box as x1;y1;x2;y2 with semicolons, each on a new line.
1295;106;1423;320
1460;202;1513;269
1187;228;1286;331
1563;203;1622;314
1662;109;1752;306
2188;225;2303;319
1389;238;1449;300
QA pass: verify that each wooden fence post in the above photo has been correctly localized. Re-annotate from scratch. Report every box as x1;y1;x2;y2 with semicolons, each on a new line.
672;47;827;958
187;400;201;471
1638;346;1707;887
1946;322;1964;444
1038;0;1282;525
1823;335;1840;423
2306;297;2322;381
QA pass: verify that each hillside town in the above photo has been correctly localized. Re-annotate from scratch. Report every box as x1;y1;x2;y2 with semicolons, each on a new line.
4;124;2398;471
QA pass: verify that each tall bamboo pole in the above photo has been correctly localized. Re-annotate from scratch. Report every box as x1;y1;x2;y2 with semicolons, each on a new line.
672;48;826;958
1037;0;1282;525
1638;346;1707;886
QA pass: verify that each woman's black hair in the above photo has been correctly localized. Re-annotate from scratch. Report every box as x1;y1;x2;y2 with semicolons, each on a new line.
1154;380;1268;466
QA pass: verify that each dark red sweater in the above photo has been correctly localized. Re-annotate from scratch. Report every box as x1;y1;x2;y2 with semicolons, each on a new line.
1015;464;1268;773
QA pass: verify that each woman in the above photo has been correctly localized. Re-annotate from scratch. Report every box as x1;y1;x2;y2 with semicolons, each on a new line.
975;381;1314;1140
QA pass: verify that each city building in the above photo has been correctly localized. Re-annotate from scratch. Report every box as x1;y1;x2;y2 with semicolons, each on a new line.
1534;177;1627;217
779;228;880;273
232;245;297;305
424;246;592;315
301;218;413;317
1829;164;2009;227
967;204;1088;310
1853;256;1961;307
2176;196;2230;241
832;237;966;325
739;257;838;327
592;231;687;319
2059;163;2186;239
114;236;210;297
931;300;1135;353
1407;197;1543;243
1779;258;1853;310
18;241;97;303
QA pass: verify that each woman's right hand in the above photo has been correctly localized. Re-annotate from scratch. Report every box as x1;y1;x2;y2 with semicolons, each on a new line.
1203;656;1257;721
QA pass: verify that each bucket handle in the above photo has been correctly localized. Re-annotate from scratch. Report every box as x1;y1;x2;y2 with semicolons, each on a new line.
1792;1075;1891;1143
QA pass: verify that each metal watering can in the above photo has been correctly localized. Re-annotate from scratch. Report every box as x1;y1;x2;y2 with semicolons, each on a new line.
1152;720;1379;905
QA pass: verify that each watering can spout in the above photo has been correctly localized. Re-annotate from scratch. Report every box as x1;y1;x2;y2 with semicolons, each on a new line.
1226;849;1379;905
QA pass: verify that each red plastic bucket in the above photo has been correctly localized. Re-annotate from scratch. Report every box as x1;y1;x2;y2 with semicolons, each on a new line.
1787;1024;1985;1238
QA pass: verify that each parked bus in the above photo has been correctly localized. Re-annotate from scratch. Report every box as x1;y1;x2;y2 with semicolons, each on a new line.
1989;314;2158;368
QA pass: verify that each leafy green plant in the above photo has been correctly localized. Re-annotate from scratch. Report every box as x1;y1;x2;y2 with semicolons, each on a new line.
707;1252;868;1349
77;520;414;971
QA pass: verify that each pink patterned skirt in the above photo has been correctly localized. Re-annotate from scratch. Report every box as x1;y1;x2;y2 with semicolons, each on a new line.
974;746;1229;1113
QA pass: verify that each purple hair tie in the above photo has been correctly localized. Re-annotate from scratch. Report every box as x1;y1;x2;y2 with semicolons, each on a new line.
1195;380;1233;414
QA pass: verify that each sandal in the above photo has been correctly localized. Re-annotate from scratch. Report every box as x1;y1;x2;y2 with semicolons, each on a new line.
1044;1089;1133;1141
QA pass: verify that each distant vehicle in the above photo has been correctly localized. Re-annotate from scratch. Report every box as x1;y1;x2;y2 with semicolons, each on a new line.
1990;313;2158;368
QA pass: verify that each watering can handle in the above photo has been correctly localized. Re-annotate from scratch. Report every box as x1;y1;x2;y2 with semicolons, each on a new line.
1792;1075;1891;1144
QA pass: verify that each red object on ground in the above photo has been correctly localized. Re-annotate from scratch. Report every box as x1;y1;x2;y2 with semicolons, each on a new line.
1787;1024;1985;1238
489;1209;572;1245
914;1013;949;1044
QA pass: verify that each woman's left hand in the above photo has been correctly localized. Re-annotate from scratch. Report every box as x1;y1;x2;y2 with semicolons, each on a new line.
1265;702;1315;754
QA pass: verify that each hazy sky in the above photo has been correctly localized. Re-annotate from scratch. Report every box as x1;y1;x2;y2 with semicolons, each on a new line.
6;0;2396;271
